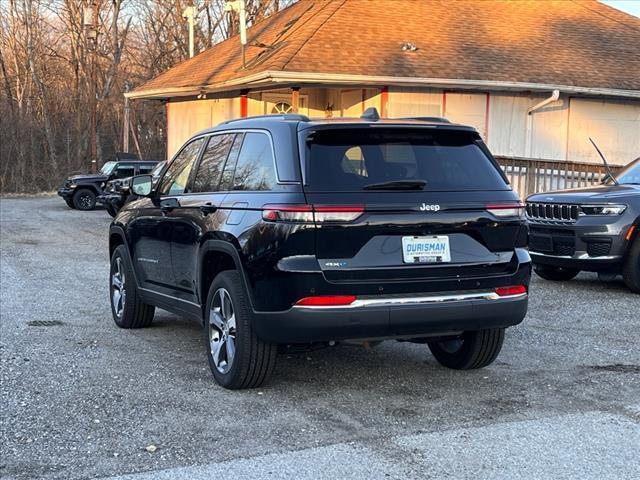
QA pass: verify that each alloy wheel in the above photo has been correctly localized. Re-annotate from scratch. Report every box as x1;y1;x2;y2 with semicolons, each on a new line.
111;257;126;318
79;192;93;209
209;288;237;374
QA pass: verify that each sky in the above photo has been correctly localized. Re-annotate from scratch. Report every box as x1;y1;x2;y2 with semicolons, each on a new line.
600;0;640;18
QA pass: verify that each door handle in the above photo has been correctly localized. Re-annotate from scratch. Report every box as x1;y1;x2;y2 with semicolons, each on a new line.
200;203;218;216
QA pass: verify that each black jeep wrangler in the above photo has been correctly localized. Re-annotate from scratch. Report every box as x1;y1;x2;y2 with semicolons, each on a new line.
97;161;167;217
108;110;531;389
58;153;158;210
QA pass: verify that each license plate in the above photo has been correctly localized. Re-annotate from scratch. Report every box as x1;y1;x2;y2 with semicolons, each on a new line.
402;236;451;264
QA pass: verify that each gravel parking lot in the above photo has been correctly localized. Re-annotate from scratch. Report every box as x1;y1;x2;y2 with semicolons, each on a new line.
1;196;639;479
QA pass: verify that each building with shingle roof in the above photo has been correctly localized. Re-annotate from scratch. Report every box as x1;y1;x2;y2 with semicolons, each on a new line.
128;0;640;164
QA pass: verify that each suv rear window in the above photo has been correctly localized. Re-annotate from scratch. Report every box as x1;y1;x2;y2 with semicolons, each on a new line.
304;128;508;192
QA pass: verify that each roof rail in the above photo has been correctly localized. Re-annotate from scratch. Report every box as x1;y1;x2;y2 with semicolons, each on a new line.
401;116;451;123
221;113;310;125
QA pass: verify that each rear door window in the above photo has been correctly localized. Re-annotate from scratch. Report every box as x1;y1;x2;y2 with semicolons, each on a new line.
230;132;277;191
219;134;244;191
304;128;508;192
192;134;235;192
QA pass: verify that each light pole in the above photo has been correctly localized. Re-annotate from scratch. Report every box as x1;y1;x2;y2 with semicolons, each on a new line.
84;1;100;173
182;5;197;58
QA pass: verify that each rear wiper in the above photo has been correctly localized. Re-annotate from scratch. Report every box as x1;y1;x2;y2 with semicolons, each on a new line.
362;179;427;190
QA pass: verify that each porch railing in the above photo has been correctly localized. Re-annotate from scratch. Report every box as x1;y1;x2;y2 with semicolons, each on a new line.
495;156;625;199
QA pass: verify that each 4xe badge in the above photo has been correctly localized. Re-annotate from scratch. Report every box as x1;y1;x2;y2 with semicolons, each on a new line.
419;203;441;212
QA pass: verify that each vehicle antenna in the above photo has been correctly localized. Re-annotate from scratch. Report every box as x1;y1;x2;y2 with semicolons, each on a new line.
589;137;619;185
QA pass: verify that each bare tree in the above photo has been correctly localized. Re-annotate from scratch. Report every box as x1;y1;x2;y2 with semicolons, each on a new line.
0;0;294;193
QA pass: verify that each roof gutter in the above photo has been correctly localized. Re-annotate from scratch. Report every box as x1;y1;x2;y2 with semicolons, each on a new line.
126;71;640;100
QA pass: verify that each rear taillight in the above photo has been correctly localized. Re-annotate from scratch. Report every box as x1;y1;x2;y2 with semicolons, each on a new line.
262;204;364;223
486;202;525;218
295;295;357;307
495;285;527;297
262;204;313;222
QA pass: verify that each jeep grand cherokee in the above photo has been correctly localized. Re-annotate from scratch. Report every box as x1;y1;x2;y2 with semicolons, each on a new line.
108;109;531;389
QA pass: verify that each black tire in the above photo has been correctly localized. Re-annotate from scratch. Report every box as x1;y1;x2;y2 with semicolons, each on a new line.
428;328;505;370
73;188;96;210
204;270;277;389
109;245;154;328
64;198;75;209
623;236;640;293
533;264;580;281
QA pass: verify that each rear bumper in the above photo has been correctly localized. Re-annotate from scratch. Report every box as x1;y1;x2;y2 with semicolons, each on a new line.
252;291;528;344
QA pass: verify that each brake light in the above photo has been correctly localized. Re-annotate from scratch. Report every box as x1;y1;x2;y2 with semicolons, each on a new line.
486;202;525;218
262;205;364;223
495;285;527;297
262;204;313;222
295;295;357;306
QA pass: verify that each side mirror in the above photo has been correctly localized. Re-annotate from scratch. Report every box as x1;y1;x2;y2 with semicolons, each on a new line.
601;173;612;184
131;174;153;196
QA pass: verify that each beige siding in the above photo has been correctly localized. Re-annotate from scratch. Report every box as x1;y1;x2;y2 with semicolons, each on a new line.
530;95;569;161
166;97;237;157
339;88;380;117
567;98;640;164
488;93;569;160
444;93;487;139
164;88;640;166
387;87;442;118
487;93;529;157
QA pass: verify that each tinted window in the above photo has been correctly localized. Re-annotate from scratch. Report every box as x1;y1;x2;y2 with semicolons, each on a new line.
138;164;156;174
305;128;508;192
100;161;116;175
158;138;204;195
219;134;244;191
231;132;277;191
114;164;135;179
192;134;235;193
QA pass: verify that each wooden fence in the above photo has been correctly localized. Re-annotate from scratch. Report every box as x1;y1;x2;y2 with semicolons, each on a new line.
495;156;625;199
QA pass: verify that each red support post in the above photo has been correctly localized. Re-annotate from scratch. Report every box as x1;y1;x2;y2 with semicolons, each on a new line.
380;86;389;118
240;90;249;118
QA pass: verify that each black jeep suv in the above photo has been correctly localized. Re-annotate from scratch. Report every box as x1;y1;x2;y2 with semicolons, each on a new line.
58;153;158;210
97;161;167;217
108;110;531;389
527;157;640;292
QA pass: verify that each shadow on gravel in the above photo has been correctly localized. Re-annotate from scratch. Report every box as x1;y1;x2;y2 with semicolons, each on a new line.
582;364;640;374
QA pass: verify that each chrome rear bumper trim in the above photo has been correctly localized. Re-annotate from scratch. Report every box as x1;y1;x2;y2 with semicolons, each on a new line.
292;291;526;310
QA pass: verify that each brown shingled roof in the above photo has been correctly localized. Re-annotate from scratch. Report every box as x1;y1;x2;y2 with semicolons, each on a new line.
131;0;640;98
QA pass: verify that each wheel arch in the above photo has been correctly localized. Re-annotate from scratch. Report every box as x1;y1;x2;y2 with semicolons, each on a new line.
108;226;140;288
198;240;255;324
73;184;99;195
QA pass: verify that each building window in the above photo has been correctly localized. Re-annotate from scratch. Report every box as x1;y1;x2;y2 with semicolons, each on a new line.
271;102;293;114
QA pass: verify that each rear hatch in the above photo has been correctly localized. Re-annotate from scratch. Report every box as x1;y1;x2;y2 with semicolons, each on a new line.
299;125;526;284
